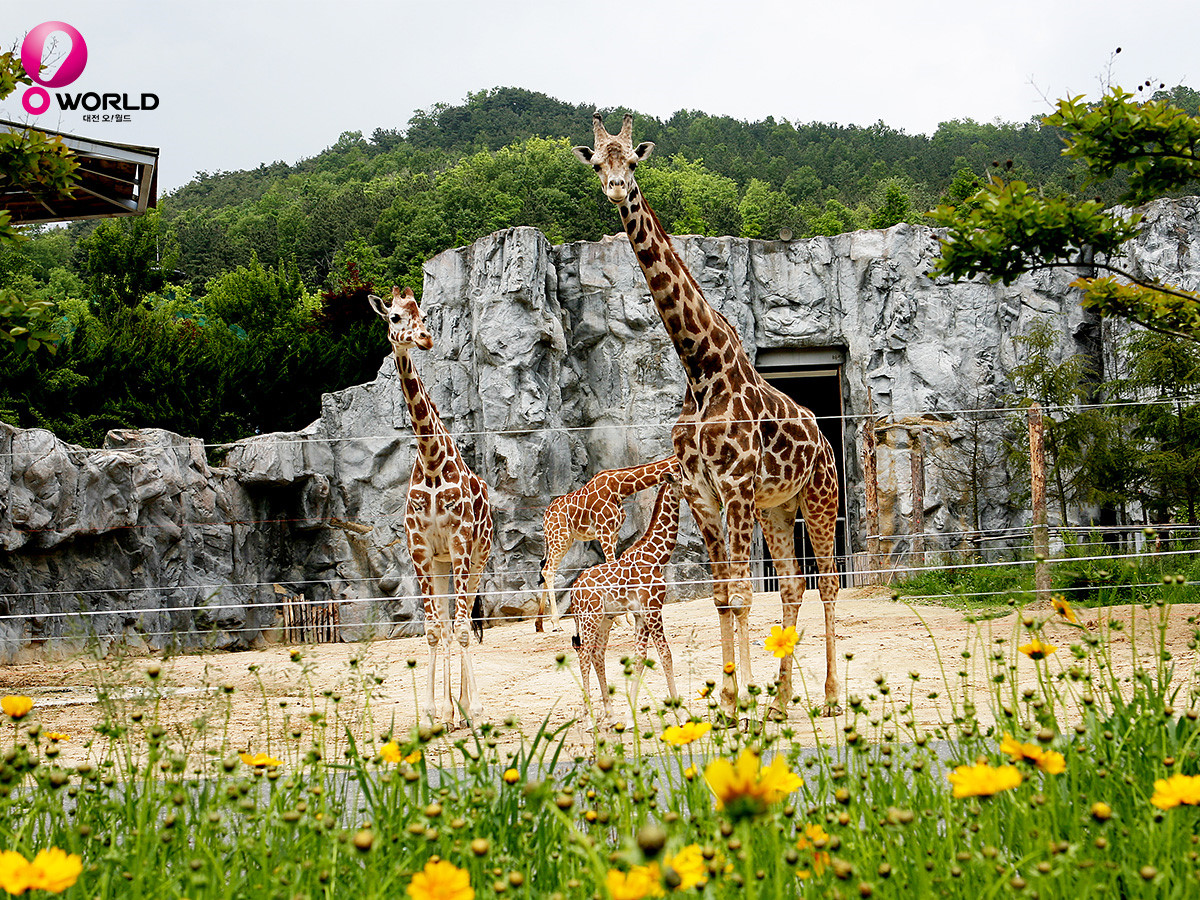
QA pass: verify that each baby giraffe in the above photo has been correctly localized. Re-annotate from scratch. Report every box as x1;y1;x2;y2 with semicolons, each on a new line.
570;471;681;729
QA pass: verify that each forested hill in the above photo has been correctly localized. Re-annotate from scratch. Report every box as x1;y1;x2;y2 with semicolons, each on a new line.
156;84;1200;292
3;84;1199;448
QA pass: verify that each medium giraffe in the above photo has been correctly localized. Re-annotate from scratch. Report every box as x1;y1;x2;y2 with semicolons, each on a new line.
537;454;678;632
370;286;493;727
575;113;842;719
570;473;681;728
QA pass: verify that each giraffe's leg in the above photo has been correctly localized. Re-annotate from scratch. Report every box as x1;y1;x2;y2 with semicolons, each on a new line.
801;456;841;716
572;596;595;720
598;526;636;630
416;562;452;725
538;515;570;633
593;615;615;728
598;527;619;563
679;480;738;716
456;572;484;727
629;590;650;724
759;499;804;720
647;579;677;701
723;489;758;709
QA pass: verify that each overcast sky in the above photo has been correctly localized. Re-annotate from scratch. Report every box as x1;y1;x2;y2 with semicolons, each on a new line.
4;1;1197;194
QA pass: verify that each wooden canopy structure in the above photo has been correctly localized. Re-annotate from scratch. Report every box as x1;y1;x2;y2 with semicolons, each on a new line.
1;120;158;224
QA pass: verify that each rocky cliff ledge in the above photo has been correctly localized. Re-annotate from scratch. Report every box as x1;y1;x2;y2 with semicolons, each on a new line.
3;198;1198;658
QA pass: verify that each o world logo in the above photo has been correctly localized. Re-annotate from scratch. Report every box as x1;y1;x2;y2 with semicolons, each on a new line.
20;21;158;116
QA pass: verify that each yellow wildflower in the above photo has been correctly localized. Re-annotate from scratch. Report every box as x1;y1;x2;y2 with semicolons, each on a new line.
44;733;70;742
695;685;712;699
705;749;803;818
406;858;474;900
660;721;712;747
1051;593;1078;624
0;850;31;896
502;768;520;784
380;742;403;764
664;844;707;890
1018;638;1056;660
405;749;422;764
999;733;1065;774
1;696;33;720
948;762;1023;798
25;848;83;894
722;662;736;675
605;864;663;900
683;765;697;781
239;752;282;768
764;625;799;658
1151;773;1200;809
0;848;82;895
795;823;831;879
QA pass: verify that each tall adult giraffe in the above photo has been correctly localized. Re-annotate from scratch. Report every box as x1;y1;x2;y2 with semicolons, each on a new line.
574;113;841;718
370;286;493;727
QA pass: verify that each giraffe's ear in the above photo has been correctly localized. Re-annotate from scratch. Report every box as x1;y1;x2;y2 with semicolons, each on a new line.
368;293;388;317
572;146;595;165
633;141;655;161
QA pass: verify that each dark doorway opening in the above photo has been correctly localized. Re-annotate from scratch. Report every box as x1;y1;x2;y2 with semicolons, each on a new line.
754;349;849;590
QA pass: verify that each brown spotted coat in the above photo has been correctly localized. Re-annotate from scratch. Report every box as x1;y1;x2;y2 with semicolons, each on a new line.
570;477;681;727
370;286;493;727
537;454;678;632
574;114;841;717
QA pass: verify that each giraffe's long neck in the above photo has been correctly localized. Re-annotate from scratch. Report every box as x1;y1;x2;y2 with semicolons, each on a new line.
609;456;677;500
623;483;679;568
617;182;754;396
395;350;458;475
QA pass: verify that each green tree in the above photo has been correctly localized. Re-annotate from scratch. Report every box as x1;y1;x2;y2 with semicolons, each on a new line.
1007;318;1113;526
0;51;78;352
636;154;742;236
803;199;867;238
77;209;179;321
737;178;800;239
1121;330;1200;524
868;180;914;229
931;86;1200;338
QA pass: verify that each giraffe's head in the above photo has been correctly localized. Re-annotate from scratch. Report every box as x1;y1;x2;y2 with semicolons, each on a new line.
573;112;654;204
369;286;433;352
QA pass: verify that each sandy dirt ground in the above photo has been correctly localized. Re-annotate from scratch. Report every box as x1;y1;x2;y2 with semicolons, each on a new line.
2;587;1196;767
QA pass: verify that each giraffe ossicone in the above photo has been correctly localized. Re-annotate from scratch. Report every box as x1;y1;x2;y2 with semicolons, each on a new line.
575;113;843;719
370;285;494;728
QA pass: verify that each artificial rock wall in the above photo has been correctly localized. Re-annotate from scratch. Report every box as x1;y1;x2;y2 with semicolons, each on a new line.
3;197;1199;658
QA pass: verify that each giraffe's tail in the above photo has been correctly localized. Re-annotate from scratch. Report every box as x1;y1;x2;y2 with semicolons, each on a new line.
471;594;484;644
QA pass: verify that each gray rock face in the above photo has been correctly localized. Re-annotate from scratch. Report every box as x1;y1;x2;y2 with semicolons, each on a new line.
4;199;1200;658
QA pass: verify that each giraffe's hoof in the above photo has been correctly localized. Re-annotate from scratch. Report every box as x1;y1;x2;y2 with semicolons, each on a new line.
821;702;842;718
765;704;788;723
738;717;765;735
710;710;740;730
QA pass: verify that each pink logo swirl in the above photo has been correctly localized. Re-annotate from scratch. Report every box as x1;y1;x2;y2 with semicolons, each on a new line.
20;21;88;88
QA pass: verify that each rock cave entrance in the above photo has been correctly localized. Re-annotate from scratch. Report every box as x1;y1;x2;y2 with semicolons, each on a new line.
754;348;849;591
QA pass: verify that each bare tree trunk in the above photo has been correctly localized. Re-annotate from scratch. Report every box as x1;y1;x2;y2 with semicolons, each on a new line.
1029;403;1052;604
910;428;925;568
863;391;880;583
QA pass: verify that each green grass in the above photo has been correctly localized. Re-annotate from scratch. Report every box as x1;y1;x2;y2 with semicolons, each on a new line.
3;585;1200;898
893;538;1200;613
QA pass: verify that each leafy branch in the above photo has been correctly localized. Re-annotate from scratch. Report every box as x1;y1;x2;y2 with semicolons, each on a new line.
930;86;1200;339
